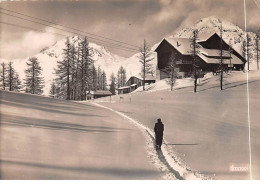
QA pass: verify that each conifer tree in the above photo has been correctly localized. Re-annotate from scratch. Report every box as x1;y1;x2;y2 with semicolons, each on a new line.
24;57;44;94
92;65;97;91
70;43;77;100
117;66;127;88
56;38;72;100
97;66;102;90
0;62;7;90
49;80;57;98
109;73;116;95
255;36;259;70
6;62;22;92
7;62;14;91
13;72;22;92
101;70;107;90
78;37;93;100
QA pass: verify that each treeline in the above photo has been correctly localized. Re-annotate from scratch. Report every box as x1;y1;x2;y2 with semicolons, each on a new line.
50;37;109;100
0;58;45;94
0;62;22;92
0;36;130;99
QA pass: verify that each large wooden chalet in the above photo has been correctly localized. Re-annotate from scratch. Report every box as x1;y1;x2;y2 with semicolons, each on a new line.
155;32;246;80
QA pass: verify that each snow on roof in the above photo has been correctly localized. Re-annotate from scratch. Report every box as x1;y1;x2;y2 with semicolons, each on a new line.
117;86;130;90
200;48;230;57
145;74;156;81
155;34;245;66
126;75;155;82
228;54;244;65
197;53;243;65
164;38;192;55
197;32;217;42
126;75;142;83
93;90;112;96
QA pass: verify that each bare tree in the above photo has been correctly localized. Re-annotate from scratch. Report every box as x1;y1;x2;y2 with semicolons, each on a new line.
242;33;252;71
190;29;200;93
255;35;259;70
165;52;178;91
218;23;225;90
138;40;154;91
228;39;233;72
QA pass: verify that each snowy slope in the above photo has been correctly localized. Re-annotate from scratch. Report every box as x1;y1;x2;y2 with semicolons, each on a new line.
0;90;161;179
97;70;260;179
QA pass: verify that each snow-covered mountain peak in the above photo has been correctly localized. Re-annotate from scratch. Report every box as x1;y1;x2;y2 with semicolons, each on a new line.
175;16;244;39
4;35;138;95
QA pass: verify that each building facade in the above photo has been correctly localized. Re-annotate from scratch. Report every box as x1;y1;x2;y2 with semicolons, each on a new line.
86;90;112;100
155;32;246;80
118;75;156;94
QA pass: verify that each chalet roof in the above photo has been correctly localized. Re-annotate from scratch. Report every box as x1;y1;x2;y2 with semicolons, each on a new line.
164;38;192;55
200;47;230;57
145;74;156;81
117;86;130;90
197;32;217;42
228;54;244;65
127;75;142;81
155;35;244;65
90;90;112;96
126;75;155;83
197;32;245;61
197;53;243;64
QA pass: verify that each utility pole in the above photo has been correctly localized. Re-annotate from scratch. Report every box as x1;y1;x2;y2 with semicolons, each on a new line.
244;0;253;180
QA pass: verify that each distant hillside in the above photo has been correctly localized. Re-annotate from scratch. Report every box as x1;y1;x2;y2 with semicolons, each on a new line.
1;16;259;95
1;36;156;95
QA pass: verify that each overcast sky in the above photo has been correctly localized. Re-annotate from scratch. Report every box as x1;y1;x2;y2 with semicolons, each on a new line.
0;0;260;60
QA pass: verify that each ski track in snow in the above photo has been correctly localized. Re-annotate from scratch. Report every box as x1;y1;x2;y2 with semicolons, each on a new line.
91;102;208;180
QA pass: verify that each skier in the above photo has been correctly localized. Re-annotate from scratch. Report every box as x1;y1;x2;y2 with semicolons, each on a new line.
154;118;164;150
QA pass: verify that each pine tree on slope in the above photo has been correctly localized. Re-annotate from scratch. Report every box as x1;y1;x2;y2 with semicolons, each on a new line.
117;66;127;88
0;62;7;90
109;73;116;95
56;38;72;100
78;37;94;100
24;57;44;95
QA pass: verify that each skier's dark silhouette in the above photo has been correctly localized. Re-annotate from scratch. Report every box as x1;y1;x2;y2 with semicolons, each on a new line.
154;118;164;150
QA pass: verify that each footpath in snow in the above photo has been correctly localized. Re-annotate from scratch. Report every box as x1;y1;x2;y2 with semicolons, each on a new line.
92;102;207;180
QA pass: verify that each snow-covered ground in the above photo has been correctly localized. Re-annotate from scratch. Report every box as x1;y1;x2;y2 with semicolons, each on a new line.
0;90;162;179
96;70;260;179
